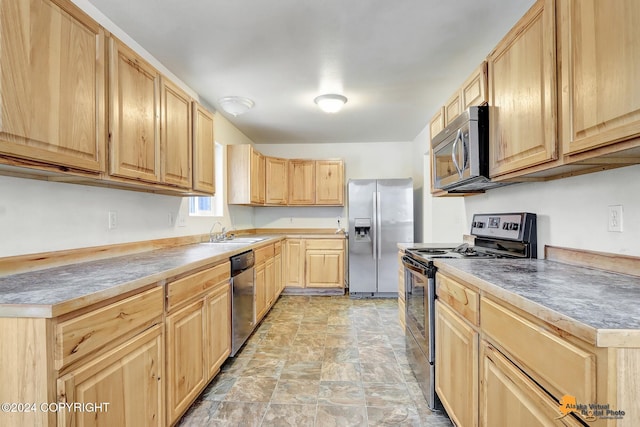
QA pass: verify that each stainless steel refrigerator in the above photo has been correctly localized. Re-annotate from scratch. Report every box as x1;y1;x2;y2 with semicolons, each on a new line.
348;178;414;296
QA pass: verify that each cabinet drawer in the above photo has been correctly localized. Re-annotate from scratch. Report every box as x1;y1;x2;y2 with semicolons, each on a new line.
255;244;275;264
167;261;230;311
481;341;585;427
56;287;163;369
304;239;344;250
437;274;478;326
481;298;595;403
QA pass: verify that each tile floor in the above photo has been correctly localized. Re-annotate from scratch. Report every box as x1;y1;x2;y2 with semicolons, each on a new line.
177;295;453;426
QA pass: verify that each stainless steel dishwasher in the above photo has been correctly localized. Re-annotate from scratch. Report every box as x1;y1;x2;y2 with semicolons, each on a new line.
230;250;255;356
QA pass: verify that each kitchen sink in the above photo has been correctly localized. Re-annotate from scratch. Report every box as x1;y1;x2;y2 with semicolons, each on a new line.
224;236;268;243
202;236;268;244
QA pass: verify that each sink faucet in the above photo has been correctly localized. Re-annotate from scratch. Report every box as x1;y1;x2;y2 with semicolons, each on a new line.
209;221;227;242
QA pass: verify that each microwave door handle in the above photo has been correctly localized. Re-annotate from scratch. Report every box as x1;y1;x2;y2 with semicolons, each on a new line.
462;132;469;171
451;129;463;177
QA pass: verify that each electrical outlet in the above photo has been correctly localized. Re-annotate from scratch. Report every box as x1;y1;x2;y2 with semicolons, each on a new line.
608;205;623;232
167;213;174;226
108;211;118;230
177;214;187;227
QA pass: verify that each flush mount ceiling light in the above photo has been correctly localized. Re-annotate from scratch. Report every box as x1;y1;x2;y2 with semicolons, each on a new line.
218;96;255;117
314;94;348;113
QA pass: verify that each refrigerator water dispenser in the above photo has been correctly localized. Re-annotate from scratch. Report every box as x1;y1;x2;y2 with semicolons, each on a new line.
354;218;372;241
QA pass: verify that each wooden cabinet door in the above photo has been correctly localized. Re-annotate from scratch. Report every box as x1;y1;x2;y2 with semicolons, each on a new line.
109;38;160;183
250;149;265;204
255;262;267;321
160;77;192;188
0;0;106;173
305;250;344;288
487;0;557;177
57;325;163;427
288;160;315;205
481;342;584;427
315;160;344;205
192;102;215;194
435;300;479;427
444;92;462;126
166;300;206;425
206;283;231;380
429;107;446;140
462;62;488;110
265;257;275;307
284;239;305;287
559;0;640;156
265;157;288;204
274;252;283;295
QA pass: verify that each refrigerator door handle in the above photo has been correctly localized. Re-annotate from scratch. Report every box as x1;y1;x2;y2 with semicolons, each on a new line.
376;191;382;259
372;192;377;260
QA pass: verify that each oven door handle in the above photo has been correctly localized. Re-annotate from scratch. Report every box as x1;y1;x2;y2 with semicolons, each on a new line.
402;256;427;276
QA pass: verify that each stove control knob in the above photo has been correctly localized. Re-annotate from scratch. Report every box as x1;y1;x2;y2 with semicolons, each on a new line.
502;223;509;230
511;223;519;231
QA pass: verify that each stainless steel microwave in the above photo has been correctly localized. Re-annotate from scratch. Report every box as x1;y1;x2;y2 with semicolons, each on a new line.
431;106;507;192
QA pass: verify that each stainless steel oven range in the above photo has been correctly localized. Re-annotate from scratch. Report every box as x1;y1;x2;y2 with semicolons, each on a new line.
401;212;537;410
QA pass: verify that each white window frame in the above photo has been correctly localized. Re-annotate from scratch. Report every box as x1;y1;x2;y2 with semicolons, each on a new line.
189;142;223;217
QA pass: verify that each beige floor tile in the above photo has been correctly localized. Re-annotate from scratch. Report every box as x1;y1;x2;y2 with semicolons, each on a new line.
177;295;453;427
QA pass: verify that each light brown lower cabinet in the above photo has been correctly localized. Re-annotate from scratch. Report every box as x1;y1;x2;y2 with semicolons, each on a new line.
435;270;640;427
435;299;479;427
481;341;583;427
284;239;305;287
166;299;206;424
283;238;345;289
274;241;284;296
57;325;164;427
254;243;281;323
255;261;267;322
165;261;231;425
206;284;231;379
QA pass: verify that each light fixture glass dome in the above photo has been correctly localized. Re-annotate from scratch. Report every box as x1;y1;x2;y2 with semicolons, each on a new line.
314;94;347;113
218;96;255;116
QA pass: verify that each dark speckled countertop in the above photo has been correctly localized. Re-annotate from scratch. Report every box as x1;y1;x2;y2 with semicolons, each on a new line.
434;258;640;348
0;236;286;318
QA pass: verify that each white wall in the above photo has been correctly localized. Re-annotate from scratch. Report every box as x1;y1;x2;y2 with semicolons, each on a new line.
463;165;640;257
255;142;414;230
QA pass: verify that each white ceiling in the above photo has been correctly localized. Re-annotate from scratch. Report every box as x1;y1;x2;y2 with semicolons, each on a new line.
86;0;534;144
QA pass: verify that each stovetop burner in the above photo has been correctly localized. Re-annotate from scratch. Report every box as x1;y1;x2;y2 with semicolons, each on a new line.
411;248;450;255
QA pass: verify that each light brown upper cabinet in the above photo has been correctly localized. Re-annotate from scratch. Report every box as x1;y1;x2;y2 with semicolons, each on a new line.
108;37;161;183
443;63;489;127
265;157;288;205
0;0;106;174
160;78;192;188
461;62;488;111
288;160;315;205
315;160;344;205
487;0;557;178
429;63;487;196
227;144;265;205
444;92;462;127
558;0;640;160
430;107;446;140
228;145;344;206
192;102;215;194
109;38;194;189
250;149;266;204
